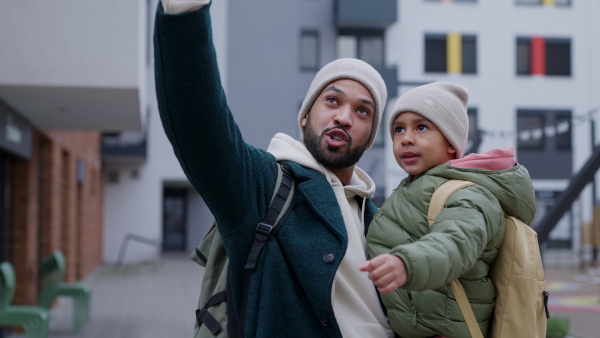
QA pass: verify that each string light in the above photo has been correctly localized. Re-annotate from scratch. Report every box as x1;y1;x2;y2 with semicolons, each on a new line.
477;109;598;140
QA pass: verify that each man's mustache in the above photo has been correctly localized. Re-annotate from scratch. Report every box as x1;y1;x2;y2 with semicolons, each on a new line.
322;126;352;143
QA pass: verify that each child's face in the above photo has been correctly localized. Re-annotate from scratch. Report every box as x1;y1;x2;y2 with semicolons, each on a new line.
391;111;456;177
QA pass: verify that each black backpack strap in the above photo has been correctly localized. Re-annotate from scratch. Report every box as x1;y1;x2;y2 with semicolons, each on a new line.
195;291;227;334
238;162;296;337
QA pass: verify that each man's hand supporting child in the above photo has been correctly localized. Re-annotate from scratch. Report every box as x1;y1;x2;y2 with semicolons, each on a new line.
359;254;408;293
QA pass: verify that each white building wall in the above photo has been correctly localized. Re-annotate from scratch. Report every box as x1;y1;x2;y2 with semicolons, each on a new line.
0;0;141;88
385;1;600;261
102;0;229;264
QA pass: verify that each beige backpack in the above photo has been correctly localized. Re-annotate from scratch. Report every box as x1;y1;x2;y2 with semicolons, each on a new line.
428;179;548;338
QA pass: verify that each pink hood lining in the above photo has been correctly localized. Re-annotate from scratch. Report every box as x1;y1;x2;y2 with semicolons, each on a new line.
449;146;516;170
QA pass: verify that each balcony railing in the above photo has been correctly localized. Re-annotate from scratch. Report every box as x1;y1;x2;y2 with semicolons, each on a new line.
101;131;147;164
335;0;397;29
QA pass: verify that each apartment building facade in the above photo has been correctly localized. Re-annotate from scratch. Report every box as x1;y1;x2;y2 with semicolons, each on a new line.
385;0;600;263
0;0;145;307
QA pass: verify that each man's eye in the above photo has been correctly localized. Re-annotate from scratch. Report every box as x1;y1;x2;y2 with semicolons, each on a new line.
326;97;338;103
357;108;370;115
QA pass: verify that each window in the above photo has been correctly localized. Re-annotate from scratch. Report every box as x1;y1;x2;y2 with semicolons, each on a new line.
300;30;319;71
425;35;447;73
336;30;385;68
517;111;545;150
516;109;572;179
467;108;478;138
555;111;572;150
516;37;571;76
516;0;571;6
546;39;571;76
517;110;572;150
516;38;531;74
425;33;477;74
465;108;482;155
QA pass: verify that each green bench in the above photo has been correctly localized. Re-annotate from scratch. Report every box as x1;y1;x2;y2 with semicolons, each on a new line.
38;251;92;332
0;261;50;338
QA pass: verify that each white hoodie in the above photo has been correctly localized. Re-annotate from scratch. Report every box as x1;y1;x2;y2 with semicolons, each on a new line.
268;133;394;338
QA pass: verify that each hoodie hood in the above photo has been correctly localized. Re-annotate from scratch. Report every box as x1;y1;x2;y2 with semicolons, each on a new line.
426;147;536;224
267;133;375;199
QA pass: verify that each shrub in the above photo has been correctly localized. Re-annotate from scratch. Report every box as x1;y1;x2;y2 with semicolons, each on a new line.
546;317;570;338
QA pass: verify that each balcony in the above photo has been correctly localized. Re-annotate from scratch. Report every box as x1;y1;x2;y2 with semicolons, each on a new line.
101;131;147;165
0;1;146;131
335;0;398;29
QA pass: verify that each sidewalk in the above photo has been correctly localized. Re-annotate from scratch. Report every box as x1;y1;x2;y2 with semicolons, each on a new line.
545;267;600;338
6;253;600;338
9;252;203;338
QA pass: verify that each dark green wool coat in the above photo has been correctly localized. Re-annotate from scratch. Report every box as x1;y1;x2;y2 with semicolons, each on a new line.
367;163;536;338
154;4;378;338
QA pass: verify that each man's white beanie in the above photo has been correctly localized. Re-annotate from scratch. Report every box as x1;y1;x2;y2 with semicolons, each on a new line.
389;82;469;158
298;58;387;149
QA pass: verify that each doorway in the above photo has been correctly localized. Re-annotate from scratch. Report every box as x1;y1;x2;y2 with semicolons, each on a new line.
162;188;187;251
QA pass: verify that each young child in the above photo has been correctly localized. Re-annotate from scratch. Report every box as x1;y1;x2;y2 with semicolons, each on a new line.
360;82;536;338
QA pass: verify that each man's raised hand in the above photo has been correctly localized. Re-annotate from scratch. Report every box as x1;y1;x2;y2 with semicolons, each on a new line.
161;0;210;14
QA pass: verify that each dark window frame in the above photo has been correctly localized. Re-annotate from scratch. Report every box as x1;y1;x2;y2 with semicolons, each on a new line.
545;38;571;76
516;0;571;6
517;110;546;151
516;37;531;75
337;29;386;68
300;30;320;72
424;34;448;73
555;111;572;151
462;35;477;74
515;36;571;76
424;33;477;74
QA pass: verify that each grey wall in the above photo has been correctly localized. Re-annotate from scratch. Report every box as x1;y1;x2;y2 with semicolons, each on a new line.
227;0;337;149
226;0;386;192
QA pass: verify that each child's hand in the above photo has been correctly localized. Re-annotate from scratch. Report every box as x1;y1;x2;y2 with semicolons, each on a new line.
359;254;408;293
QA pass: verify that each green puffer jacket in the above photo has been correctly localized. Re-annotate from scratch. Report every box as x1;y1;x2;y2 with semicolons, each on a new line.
367;162;535;338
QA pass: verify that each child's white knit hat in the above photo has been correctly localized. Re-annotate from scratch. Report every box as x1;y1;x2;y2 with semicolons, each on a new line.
298;58;387;149
389;82;469;158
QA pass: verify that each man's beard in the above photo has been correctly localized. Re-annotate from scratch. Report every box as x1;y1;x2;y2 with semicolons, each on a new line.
303;117;369;170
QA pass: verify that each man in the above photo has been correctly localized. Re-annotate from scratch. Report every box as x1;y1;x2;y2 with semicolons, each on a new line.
154;1;393;337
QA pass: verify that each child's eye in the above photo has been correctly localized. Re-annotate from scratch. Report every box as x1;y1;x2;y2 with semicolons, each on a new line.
417;125;428;131
394;127;405;133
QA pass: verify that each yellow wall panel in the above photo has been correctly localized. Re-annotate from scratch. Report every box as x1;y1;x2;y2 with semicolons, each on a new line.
447;33;462;74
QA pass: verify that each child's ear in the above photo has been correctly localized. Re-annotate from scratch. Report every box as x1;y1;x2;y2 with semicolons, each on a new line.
447;144;457;156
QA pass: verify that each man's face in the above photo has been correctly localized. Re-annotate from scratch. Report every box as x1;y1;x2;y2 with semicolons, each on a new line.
301;79;375;169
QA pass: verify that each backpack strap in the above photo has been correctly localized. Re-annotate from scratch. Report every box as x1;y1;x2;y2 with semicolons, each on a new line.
238;162;296;337
428;179;483;338
195;291;228;334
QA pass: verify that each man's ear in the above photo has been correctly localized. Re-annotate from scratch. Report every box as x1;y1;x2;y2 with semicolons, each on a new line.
301;115;307;128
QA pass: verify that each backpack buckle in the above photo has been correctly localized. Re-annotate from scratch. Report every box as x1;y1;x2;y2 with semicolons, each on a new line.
255;222;273;242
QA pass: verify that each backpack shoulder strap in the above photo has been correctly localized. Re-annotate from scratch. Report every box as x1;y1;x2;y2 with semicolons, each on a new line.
428;180;476;226
239;162;296;336
428;179;483;338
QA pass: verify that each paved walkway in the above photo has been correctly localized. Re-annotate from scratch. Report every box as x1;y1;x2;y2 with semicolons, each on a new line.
8;253;203;338
5;253;600;338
